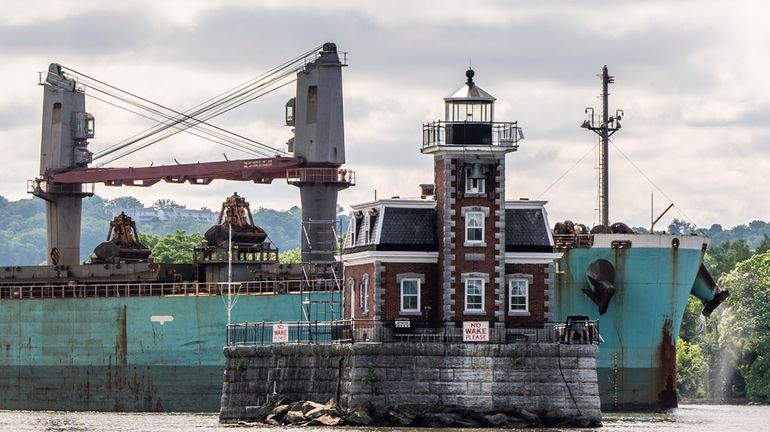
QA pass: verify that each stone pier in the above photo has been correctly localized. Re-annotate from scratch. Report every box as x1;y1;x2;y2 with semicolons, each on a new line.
220;342;601;427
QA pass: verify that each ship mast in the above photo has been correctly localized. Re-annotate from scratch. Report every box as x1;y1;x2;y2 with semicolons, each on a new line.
581;66;623;228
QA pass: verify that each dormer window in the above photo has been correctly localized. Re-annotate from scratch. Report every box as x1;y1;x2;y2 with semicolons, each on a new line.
363;213;371;244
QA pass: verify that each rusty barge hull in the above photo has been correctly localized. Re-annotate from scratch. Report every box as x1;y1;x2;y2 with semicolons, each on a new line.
0;293;338;411
553;233;713;411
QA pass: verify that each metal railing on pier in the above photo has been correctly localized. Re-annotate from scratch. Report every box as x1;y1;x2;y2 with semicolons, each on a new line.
226;319;601;346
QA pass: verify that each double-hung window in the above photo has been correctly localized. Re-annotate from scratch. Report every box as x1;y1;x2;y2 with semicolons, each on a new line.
465;278;484;312
400;279;420;313
359;275;369;314
465;212;484;244
348;278;356;319
509;279;529;312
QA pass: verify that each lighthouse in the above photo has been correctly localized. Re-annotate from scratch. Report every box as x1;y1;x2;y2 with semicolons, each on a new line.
421;68;524;325
341;68;559;333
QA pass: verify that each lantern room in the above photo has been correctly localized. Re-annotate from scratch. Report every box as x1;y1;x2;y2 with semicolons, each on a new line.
445;69;495;123
422;69;523;150
444;69;494;145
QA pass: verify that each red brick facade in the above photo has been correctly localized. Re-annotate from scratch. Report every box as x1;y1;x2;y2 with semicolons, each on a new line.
342;153;553;329
504;263;549;327
343;262;376;320
378;262;440;324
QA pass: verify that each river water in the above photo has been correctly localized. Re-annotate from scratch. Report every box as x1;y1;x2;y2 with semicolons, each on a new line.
0;404;767;431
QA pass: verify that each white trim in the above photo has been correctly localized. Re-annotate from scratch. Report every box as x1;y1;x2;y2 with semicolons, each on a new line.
543;206;554;246
505;252;563;264
348;278;356;320
505;200;549;208
342;250;439;266
358;274;369;314
421;146;515;156
373;206;385;245
350;199;436;211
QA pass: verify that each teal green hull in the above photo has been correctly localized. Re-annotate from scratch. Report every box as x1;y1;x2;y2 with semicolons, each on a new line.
553;234;707;410
0;293;339;411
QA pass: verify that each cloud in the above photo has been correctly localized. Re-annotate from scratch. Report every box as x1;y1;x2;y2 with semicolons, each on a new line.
1;0;769;229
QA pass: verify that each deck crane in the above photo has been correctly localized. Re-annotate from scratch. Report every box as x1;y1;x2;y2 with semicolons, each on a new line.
31;43;352;266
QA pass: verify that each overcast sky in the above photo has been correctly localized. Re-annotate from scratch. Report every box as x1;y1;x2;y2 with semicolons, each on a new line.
1;0;767;230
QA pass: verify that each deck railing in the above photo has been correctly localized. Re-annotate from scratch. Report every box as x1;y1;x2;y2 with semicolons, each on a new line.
0;278;341;300
226;319;601;346
422;121;523;148
554;233;595;249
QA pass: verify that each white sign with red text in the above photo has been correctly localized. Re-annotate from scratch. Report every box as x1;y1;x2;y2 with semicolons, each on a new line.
272;323;289;343
463;321;489;342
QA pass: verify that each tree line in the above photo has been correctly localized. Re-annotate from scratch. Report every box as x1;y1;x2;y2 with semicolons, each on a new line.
0;194;316;265
677;227;770;403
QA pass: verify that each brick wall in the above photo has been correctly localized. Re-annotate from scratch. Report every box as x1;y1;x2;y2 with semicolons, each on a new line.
504;263;549;327
378;262;440;323
343;262;376;320
449;157;504;323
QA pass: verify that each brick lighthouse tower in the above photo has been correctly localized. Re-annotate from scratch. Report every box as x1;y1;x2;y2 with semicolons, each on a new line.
421;69;524;328
342;69;555;335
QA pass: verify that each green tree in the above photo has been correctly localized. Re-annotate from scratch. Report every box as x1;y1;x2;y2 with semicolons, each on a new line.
107;196;144;210
668;218;696;235
704;239;753;280
252;206;302;250
679;296;706;343
755;234;770;255
139;231;204;263
279;248;301;264
715;252;770;401
677;338;707;398
152;198;185;210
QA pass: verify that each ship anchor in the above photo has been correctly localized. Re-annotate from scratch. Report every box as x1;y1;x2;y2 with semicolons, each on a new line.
583;259;616;315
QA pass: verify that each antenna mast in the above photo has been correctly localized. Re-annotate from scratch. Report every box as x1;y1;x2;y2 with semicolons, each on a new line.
581;65;623;227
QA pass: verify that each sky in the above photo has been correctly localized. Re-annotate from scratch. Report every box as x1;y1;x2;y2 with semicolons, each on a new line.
0;0;767;230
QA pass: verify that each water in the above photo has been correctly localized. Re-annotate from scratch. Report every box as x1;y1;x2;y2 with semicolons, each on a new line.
0;405;767;432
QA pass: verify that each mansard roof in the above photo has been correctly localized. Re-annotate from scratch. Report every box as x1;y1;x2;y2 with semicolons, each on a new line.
505;201;554;252
341;199;553;255
343;200;438;254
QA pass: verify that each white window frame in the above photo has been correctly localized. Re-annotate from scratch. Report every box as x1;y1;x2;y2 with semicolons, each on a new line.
348;278;356;319
359;274;369;314
465;165;485;195
348;216;358;247
508;278;529;313
464;278;485;313
465;211;484;244
400;278;421;313
363;214;371;244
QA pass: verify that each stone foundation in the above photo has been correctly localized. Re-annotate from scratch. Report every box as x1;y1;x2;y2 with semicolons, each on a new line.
220;342;601;427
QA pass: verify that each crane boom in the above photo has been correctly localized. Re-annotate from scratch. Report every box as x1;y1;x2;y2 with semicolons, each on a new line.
31;42;351;265
47;156;304;186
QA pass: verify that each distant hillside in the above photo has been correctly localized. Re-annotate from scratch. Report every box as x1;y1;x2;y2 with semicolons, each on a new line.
0;194;348;265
